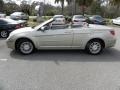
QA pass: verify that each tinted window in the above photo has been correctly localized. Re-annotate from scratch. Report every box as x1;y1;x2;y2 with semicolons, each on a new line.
0;20;7;24
94;16;103;20
75;15;84;19
0;12;3;14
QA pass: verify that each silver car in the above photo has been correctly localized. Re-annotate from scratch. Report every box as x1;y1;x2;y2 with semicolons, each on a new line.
10;12;29;20
6;18;116;55
52;15;66;25
0;12;6;18
72;15;87;25
112;17;120;25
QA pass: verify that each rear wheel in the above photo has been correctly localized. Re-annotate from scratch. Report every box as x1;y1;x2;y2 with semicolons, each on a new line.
85;40;103;55
0;30;8;38
16;39;34;55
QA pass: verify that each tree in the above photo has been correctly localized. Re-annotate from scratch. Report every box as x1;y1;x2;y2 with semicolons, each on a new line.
90;0;102;15
4;1;20;15
0;0;4;12
110;0;120;6
76;0;93;15
66;0;73;15
20;0;31;15
55;0;65;14
109;0;120;17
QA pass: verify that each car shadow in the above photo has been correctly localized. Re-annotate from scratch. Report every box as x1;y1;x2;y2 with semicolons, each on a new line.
10;48;120;62
0;38;6;40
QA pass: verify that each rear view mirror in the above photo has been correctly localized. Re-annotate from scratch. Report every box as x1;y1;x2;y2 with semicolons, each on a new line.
41;26;46;31
40;26;49;31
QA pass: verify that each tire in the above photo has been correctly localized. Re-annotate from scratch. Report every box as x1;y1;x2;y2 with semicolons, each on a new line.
0;30;8;38
85;40;103;55
16;39;34;55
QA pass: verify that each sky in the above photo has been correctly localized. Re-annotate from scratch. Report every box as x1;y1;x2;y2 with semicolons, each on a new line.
13;0;67;6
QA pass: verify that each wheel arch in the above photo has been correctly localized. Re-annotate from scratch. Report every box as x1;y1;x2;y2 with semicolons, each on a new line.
86;38;105;49
15;37;35;50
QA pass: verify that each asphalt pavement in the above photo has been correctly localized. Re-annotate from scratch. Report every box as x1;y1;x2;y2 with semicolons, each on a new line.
0;26;120;90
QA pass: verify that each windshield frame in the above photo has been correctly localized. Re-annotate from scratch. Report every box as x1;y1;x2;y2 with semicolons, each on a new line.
34;18;54;31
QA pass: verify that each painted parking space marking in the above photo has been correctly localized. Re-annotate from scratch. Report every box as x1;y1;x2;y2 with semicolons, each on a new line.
0;59;8;61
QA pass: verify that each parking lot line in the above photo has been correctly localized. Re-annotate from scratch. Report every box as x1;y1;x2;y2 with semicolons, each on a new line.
0;59;8;61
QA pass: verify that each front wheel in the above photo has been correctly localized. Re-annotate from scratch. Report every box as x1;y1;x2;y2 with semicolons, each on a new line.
16;39;34;55
0;30;8;38
85;40;103;55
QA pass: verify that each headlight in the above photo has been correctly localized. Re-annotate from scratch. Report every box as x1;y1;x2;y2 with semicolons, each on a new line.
7;35;15;42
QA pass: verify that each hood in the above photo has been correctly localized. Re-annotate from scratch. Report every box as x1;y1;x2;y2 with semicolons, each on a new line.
17;20;26;23
0;12;6;15
9;27;34;36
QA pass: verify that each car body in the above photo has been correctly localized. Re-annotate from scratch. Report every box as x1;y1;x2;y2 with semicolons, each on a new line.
6;18;116;55
89;15;106;25
0;12;6;18
16;20;28;27
112;17;120;25
10;12;29;20
52;15;65;25
0;18;26;38
72;15;88;25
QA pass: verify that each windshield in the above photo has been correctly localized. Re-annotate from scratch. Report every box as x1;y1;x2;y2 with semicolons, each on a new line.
53;15;64;19
0;19;17;24
34;18;54;30
75;15;84;19
12;12;22;15
94;16;104;20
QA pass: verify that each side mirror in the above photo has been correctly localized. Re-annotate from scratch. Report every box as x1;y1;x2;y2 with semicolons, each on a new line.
40;26;47;31
41;26;45;30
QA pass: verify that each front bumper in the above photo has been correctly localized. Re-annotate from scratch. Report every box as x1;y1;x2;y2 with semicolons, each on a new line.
6;39;15;50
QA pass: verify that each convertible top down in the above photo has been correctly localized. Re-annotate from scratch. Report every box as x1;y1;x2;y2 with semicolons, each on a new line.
7;18;116;55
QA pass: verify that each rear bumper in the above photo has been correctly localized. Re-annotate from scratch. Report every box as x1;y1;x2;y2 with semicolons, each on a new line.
105;38;116;48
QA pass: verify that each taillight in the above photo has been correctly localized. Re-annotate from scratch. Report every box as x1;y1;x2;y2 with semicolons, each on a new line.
110;31;115;36
15;24;21;29
20;24;24;27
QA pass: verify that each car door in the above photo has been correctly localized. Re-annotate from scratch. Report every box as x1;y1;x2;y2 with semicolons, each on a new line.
72;26;91;48
0;20;7;31
35;25;73;49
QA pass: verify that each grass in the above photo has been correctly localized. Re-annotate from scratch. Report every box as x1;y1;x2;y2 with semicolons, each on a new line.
27;21;39;27
27;17;39;27
27;16;52;27
105;18;120;28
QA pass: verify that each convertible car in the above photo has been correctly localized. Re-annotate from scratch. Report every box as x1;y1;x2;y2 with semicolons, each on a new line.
6;18;116;55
